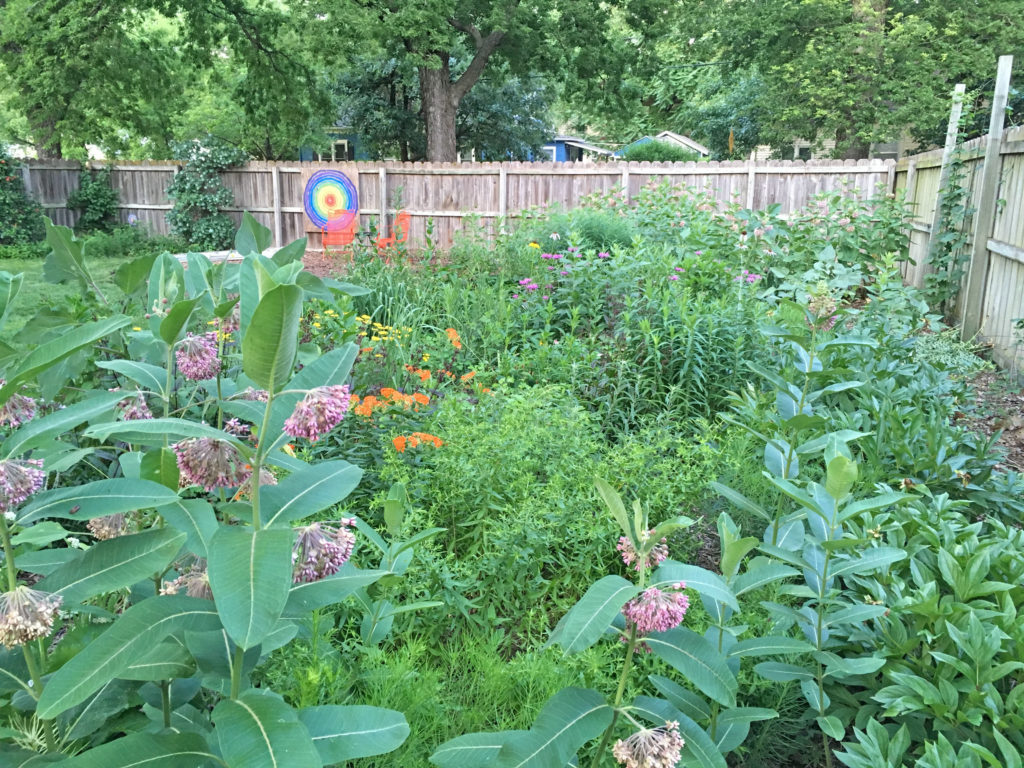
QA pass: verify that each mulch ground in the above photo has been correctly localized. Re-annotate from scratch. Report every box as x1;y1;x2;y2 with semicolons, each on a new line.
963;371;1024;473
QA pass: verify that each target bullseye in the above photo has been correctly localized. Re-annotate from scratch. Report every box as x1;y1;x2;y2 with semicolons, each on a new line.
303;170;359;229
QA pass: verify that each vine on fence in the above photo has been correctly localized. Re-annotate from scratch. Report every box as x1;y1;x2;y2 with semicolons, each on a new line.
67;166;119;233
166;136;248;250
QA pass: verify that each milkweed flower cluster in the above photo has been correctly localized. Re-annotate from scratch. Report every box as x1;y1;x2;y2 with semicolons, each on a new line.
174;438;250;491
0;458;45;516
161;561;213;600
612;721;684;768
622;583;690;636
87;513;128;541
176;332;220;381
0;385;36;429
284;385;351;441
733;269;762;283
292;520;356;583
617;531;668;572
118;393;153;421
0;586;62;648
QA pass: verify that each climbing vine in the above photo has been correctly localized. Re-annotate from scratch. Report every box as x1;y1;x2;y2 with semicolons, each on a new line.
166;136;248;250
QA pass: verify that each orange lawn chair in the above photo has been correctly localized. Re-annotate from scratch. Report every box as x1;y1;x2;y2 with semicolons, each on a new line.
375;211;411;264
322;213;358;261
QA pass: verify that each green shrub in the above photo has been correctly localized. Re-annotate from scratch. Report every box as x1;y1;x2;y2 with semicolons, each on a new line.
85;226;191;260
0;242;48;259
0;148;44;244
619;139;701;162
166;135;248;249
67;166;119;232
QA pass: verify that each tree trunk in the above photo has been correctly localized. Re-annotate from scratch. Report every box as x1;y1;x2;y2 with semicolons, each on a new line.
30;112;62;159
419;64;458;162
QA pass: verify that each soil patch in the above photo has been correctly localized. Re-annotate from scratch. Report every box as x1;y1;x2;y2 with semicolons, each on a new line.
962;371;1024;472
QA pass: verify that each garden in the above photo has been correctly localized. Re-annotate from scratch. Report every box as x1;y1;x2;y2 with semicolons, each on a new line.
0;154;1023;768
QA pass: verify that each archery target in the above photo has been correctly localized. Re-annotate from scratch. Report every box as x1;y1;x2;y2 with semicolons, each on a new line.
303;170;359;229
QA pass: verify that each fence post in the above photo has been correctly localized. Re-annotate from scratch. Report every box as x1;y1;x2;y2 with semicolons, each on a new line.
498;165;507;219
925;83;967;273
621;165;630;203
745;165;756;209
962;55;1013;340
271;165;282;247
378;167;387;233
20;164;32;199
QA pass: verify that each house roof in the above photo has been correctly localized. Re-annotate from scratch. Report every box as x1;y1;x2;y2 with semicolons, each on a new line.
545;136;616;156
654;131;711;156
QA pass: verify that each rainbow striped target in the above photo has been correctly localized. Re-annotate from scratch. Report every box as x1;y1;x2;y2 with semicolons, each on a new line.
303;170;359;229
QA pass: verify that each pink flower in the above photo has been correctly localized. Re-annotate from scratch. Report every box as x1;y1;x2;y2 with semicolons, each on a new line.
598;252;610;259
622;584;690;636
161;561;213;600
0;383;36;429
511;293;519;299
118;393;153;421
292;520;356;583
542;295;549;300
668;275;679;281
174;438;250;491
0;586;62;648
0;459;45;516
176;333;220;381
617;532;668;572
560;271;569;276
613;721;684;768
284;385;351;442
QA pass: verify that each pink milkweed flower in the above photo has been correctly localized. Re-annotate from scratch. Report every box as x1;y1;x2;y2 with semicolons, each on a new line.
0;586;62;648
292;520;356;583
617;532;668;572
0;458;45;516
0;382;36;429
174;438;250;491
176;333;220;381
612;721;684;768
622;583;690;636
284;385;351;442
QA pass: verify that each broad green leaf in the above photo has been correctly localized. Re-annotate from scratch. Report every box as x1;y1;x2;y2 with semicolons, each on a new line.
96;360;167;397
37;595;220;717
0;271;23;334
261;460;363;527
431;732;523;767
721;535;759;581
825;455;858;501
830;548;907;579
147;252;186;325
325;279;371;297
383;482;408;537
824;603;888;626
43;220;92;290
84;417;240;447
14;548;81;575
727;636;814;658
159;297;202;346
0;315;132;405
120;640;196;681
36;527;185;604
820;654;885;677
497;687;612;768
733;562;799;596
754;662;815;682
236;211;273;256
595;477;631;538
648;674;710;721
646;627;737;707
717;707;778;725
631;696;725;768
817;715;845;740
59;679;137;741
213;689;320;768
113;252;157;295
157;499;218;557
186;629;260;683
838;493;908;522
242;284;302;393
56;731;217;768
764;440;798;478
283;566;388;616
10;521;69;548
547;575;639;654
710;482;772;523
270;237;307;267
140;447;180;490
207;527;293;649
19;478;181;523
299;705;409;763
652;562;738;612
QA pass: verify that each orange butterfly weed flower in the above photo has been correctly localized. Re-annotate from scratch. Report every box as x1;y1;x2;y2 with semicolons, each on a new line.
379;387;398;400
460;371;476;382
445;328;462;350
411;432;444;448
413;392;429;406
392;435;407;453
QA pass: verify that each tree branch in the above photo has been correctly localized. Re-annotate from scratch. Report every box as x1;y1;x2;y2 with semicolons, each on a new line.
448;22;505;104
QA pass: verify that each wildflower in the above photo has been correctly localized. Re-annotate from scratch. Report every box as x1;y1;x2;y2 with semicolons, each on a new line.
445;328;462;350
292;520;356;583
622;584;690;636
550;232;560;240
0;586;62;648
612;721;684;768
411;432;443;448
525;283;539;292
175;333;220;381
617;531;668;572
668;275;679;281
240;388;269;402
512;293;519;299
0;459;45;516
118;393;153;421
87;513;128;541
413;392;430;405
542;295;549;300
233;466;277;500
598;252;610;259
528;242;540;249
0;385;36;429
392;435;407;453
284;385;351;441
174;438;251;491
460;371;476;382
161;561;213;600
223;417;250;437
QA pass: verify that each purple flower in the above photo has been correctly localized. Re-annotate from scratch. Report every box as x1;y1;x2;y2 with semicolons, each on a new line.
0;459;45;516
284;385;351;442
511;293;519;299
176;333;220;381
118;393;152;421
518;278;532;286
525;284;539;292
174;438;250;491
560;271;569;276
622;583;690;636
292;520;356;583
598;252;610;259
617;532;668;572
668;275;679;281
0;586;62;648
694;250;703;256
0;383;36;429
542;295;549;300
674;267;684;272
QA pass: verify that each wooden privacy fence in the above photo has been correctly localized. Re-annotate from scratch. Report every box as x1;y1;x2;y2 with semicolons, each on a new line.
895;55;1024;375
22;157;894;253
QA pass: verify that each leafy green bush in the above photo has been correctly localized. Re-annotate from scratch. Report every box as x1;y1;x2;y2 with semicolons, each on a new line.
67;166;119;233
619;140;701;162
167;135;248;250
85;226;192;260
0;148;44;245
0;242;48;260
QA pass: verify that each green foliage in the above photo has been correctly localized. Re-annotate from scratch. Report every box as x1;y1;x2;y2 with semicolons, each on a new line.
0;150;44;245
166;136;249;250
67;167;120;233
619;140;700;162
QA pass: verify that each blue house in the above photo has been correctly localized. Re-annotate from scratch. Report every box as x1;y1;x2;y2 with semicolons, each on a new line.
541;136;616;162
299;127;370;162
614;131;711;158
